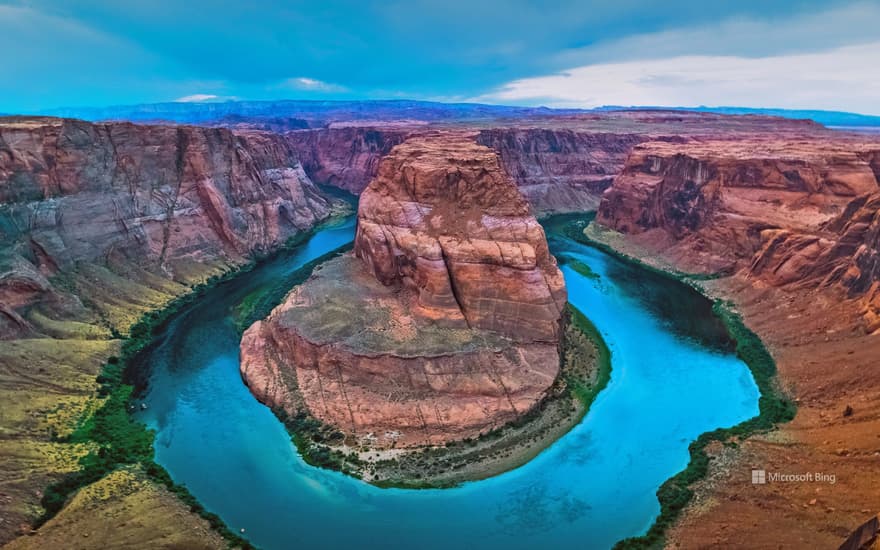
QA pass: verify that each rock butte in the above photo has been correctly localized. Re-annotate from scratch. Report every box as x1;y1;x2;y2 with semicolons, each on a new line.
241;133;567;447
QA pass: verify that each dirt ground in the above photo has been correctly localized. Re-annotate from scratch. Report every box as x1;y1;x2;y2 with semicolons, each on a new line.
665;278;880;549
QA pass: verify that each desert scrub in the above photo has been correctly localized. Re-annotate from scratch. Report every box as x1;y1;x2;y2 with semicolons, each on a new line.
32;228;335;548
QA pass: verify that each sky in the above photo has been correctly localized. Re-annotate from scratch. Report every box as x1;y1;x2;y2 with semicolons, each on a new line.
2;0;880;114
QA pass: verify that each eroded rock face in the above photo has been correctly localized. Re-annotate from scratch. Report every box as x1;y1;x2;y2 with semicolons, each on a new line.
354;133;567;341
476;129;648;214
596;136;880;330
0;117;333;336
285;127;410;193
241;133;566;447
597;139;880;272
748;192;880;332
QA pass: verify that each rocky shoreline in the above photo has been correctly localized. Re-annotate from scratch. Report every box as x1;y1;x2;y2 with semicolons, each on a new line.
243;302;609;488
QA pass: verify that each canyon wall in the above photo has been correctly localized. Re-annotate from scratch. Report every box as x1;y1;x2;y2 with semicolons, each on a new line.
241;133;566;447
0;117;335;337
589;130;880;547
597;139;880;272
596;137;880;331
475;128;647;214
284;127;410;193
286;125;651;214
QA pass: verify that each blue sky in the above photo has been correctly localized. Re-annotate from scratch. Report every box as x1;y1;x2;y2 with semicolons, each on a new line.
2;0;880;113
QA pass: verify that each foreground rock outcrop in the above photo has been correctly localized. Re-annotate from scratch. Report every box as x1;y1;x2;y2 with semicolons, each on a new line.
0;116;335;338
241;133;566;448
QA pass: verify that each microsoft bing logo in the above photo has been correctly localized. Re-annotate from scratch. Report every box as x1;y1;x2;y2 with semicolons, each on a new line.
751;469;766;484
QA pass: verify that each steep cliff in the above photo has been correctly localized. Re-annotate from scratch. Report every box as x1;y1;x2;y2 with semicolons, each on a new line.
0;117;334;337
241;133;566;448
284;126;410;193
597;139;880;273
354;133;567;341
748;191;880;332
476;128;647;214
285;125;650;214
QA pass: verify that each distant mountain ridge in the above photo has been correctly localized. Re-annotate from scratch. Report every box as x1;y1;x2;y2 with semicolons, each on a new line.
39;99;582;126
36;99;880;129
596;105;880;128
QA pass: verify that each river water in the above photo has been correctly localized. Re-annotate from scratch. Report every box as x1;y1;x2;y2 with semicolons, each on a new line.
136;215;759;549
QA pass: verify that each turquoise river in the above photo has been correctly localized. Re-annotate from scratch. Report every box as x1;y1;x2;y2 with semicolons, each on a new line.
136;215;760;549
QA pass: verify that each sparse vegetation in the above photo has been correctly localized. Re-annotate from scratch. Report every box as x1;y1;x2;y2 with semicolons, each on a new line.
560;214;729;282
232;244;353;332
273;302;613;489
550;215;797;550
564;257;601;280
37;268;256;548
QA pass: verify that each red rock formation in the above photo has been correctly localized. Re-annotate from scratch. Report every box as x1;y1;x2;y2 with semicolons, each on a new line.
0;117;334;336
476;129;648;213
284;126;410;193
748;192;880;332
586;130;880;547
354;133;567;341
597;139;880;273
241;133;566;447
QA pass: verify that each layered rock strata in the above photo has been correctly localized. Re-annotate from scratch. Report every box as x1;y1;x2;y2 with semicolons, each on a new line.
241;133;567;447
597;139;880;276
476;128;648;213
0;117;334;337
285;126;411;193
590;134;880;546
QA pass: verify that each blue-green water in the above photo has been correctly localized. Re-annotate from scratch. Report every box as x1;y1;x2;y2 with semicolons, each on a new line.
136;216;759;549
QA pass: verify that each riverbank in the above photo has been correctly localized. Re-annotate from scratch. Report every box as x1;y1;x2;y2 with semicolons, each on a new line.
241;294;611;489
10;212;353;549
555;213;798;549
358;304;612;488
125;210;762;550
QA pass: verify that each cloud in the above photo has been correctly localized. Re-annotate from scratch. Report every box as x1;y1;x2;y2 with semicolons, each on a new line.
549;1;880;68
0;4;218;111
279;77;348;92
173;94;221;103
477;41;880;115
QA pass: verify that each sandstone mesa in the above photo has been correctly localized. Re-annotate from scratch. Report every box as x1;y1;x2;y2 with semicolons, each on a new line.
240;133;567;448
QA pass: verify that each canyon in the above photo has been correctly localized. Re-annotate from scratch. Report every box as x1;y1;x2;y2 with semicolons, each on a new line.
240;133;567;450
588;133;880;548
2;104;880;548
0;117;339;339
0;116;339;546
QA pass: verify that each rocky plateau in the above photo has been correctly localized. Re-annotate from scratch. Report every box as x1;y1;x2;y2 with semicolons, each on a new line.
240;133;567;448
